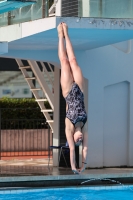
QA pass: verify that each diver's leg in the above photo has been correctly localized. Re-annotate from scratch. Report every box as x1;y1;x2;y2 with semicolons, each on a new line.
57;23;74;98
62;23;84;92
80;124;88;173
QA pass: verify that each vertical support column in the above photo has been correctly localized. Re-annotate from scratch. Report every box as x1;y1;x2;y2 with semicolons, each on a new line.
45;0;49;17
128;81;133;166
82;0;90;17
56;0;62;16
0;109;1;160
79;78;88;167
48;123;50;160
42;0;45;18
53;67;60;166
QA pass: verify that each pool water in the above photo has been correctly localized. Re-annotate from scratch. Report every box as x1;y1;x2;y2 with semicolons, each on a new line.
0;186;133;200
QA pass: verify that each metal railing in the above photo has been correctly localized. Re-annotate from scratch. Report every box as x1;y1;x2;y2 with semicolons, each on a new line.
61;0;133;19
0;108;52;160
0;0;55;27
1;0;133;28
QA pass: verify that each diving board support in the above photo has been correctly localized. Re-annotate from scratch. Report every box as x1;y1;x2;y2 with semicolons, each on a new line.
53;66;60;166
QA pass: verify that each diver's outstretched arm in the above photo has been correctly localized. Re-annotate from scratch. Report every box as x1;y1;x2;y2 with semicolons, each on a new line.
79;125;88;173
65;118;79;174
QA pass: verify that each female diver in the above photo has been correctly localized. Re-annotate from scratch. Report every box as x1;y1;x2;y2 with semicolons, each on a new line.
57;23;88;174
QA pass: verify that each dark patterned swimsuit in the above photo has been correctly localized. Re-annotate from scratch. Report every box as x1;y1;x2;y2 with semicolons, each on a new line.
65;82;87;129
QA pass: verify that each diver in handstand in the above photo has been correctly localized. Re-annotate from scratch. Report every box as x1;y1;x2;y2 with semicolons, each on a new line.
57;23;88;174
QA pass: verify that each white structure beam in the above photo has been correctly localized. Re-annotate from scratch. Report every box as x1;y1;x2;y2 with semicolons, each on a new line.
82;0;90;17
55;0;62;16
0;17;56;42
53;66;60;166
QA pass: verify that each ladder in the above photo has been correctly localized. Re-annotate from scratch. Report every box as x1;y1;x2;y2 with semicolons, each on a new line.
16;59;54;132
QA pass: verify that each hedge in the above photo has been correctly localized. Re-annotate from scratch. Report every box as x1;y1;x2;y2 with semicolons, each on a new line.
0;97;51;129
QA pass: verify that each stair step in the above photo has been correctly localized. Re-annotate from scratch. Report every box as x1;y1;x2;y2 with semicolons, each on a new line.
36;99;47;102
25;77;36;80
19;66;31;69
49;14;55;17
41;109;53;112
47;120;54;123
30;88;41;91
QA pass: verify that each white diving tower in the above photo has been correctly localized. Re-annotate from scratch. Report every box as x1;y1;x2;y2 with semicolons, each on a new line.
1;0;133;167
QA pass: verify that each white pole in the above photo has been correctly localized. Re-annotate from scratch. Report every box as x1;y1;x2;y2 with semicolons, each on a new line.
53;66;60;166
55;0;62;16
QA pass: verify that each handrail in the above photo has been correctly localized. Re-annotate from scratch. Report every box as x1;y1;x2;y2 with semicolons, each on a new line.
1;0;133;27
0;0;36;14
0;0;54;27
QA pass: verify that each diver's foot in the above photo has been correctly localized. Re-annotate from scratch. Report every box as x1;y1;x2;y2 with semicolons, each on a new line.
62;22;68;38
57;23;64;38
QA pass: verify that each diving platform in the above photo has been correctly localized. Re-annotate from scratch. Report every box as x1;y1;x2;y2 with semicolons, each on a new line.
1;17;133;64
0;164;133;187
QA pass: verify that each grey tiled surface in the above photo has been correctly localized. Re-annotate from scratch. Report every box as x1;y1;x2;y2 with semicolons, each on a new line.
0;158;133;182
0;167;133;182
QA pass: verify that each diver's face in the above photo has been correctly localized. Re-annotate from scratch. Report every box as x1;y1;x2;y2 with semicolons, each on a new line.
74;130;83;146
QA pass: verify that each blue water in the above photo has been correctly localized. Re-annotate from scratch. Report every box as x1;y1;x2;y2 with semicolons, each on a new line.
0;186;133;200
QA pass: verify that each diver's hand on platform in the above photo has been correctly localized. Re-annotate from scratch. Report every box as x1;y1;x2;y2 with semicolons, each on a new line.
79;166;85;173
72;169;79;174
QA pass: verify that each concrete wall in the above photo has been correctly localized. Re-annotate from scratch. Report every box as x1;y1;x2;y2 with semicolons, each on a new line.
75;41;133;168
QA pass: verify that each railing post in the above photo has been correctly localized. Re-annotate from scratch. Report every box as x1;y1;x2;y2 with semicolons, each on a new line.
99;0;103;18
0;109;1;160
53;67;60;166
48;123;50;159
42;0;45;18
45;0;49;17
